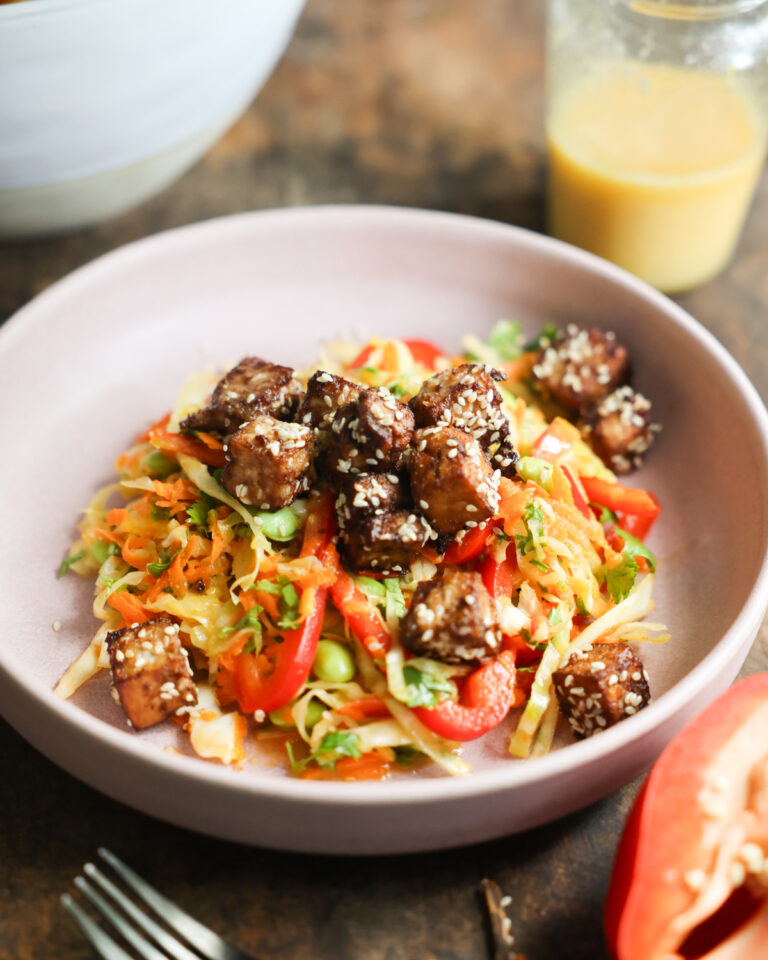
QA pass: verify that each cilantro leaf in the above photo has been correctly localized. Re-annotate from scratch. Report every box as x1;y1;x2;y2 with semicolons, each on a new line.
393;746;424;766
252;579;282;595
523;323;558;352
220;606;264;646
312;731;362;770
58;550;85;578
186;494;216;528
515;501;548;571
277;580;301;630
615;527;657;572
488;319;524;362
401;665;456;709
146;549;180;578
594;504;618;525
602;554;639;603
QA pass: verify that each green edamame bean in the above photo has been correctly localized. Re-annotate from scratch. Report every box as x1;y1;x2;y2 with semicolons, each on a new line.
269;697;326;729
253;506;300;542
145;450;176;478
312;639;356;683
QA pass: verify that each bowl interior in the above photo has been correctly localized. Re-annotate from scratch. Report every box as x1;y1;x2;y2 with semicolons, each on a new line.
2;206;767;787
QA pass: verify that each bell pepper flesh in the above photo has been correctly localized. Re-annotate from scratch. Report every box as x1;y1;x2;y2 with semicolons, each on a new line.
582;476;661;519
233;588;327;714
442;520;497;565
605;673;768;960
413;651;516;742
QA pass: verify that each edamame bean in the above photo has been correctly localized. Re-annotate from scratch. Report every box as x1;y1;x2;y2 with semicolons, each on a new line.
145;450;176;478
269;697;326;729
312;639;356;683
252;506;300;542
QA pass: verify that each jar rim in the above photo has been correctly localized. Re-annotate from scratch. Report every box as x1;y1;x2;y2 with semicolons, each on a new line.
624;0;768;18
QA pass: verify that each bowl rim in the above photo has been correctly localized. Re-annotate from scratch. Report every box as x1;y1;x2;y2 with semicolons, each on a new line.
2;203;768;806
0;0;148;21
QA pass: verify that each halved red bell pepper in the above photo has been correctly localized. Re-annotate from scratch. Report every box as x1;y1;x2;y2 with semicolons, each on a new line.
233;589;327;714
442;520;497;565
322;542;391;658
605;673;768;960
582;476;661;520
413;651;516;741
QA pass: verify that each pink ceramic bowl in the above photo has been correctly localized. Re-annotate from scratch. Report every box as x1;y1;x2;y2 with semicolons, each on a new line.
1;206;767;854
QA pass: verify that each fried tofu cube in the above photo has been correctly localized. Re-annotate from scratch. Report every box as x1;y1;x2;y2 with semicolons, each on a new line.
338;509;430;575
553;643;651;739
222;414;313;509
107;618;197;730
407;425;500;536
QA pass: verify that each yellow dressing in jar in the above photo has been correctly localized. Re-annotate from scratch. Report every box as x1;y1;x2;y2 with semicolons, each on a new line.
547;61;766;293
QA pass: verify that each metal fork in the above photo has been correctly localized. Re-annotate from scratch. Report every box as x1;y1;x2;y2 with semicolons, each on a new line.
61;847;256;960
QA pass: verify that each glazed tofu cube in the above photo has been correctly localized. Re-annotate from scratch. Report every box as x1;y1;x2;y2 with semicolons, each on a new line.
407;425;500;536
222;414;313;509
553;643;651;739
107;618;197;730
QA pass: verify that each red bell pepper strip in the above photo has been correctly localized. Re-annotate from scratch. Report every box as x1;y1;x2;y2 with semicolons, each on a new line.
349;338;444;371
413;651;516;742
561;465;591;519
613;511;655;542
442;520;497;565
478;548;517;600
233;588;327;714
582;476;661;519
231;493;336;715
532;417;581;463
605;673;768;960
322;543;392;658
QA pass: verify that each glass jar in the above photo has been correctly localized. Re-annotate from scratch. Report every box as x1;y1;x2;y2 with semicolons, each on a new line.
547;0;768;293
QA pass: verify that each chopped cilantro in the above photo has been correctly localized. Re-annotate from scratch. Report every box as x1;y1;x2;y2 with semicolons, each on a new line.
313;731;362;770
488;319;524;362
523;323;558;352
186;495;216;528
594;504;618;525
252;579;282;595
355;576;386;603
515;501;548;571
220;606;264;644
393;745;424;766
151;505;171;522
58;550;85;578
601;554;639;603
401;665;456;709
146;549;180;578
616;528;656;572
277;580;301;630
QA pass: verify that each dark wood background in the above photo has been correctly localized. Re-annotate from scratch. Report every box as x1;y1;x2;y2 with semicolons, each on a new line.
1;2;766;958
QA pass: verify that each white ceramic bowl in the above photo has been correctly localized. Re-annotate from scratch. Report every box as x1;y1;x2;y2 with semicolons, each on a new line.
1;206;767;854
0;0;305;237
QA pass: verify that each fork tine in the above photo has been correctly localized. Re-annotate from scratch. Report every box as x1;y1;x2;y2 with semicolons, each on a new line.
84;863;201;960
98;848;255;960
75;876;169;960
61;893;135;960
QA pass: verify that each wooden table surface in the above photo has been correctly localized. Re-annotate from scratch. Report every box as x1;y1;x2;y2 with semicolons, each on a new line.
1;2;766;958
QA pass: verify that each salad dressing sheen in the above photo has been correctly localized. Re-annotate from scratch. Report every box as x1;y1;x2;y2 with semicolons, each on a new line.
547;61;766;293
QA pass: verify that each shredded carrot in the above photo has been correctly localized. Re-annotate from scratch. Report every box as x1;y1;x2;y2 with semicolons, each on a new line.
135;412;171;443
150;432;226;469
302;750;392;781
121;535;156;571
105;508;128;526
107;591;149;626
335;697;390;722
